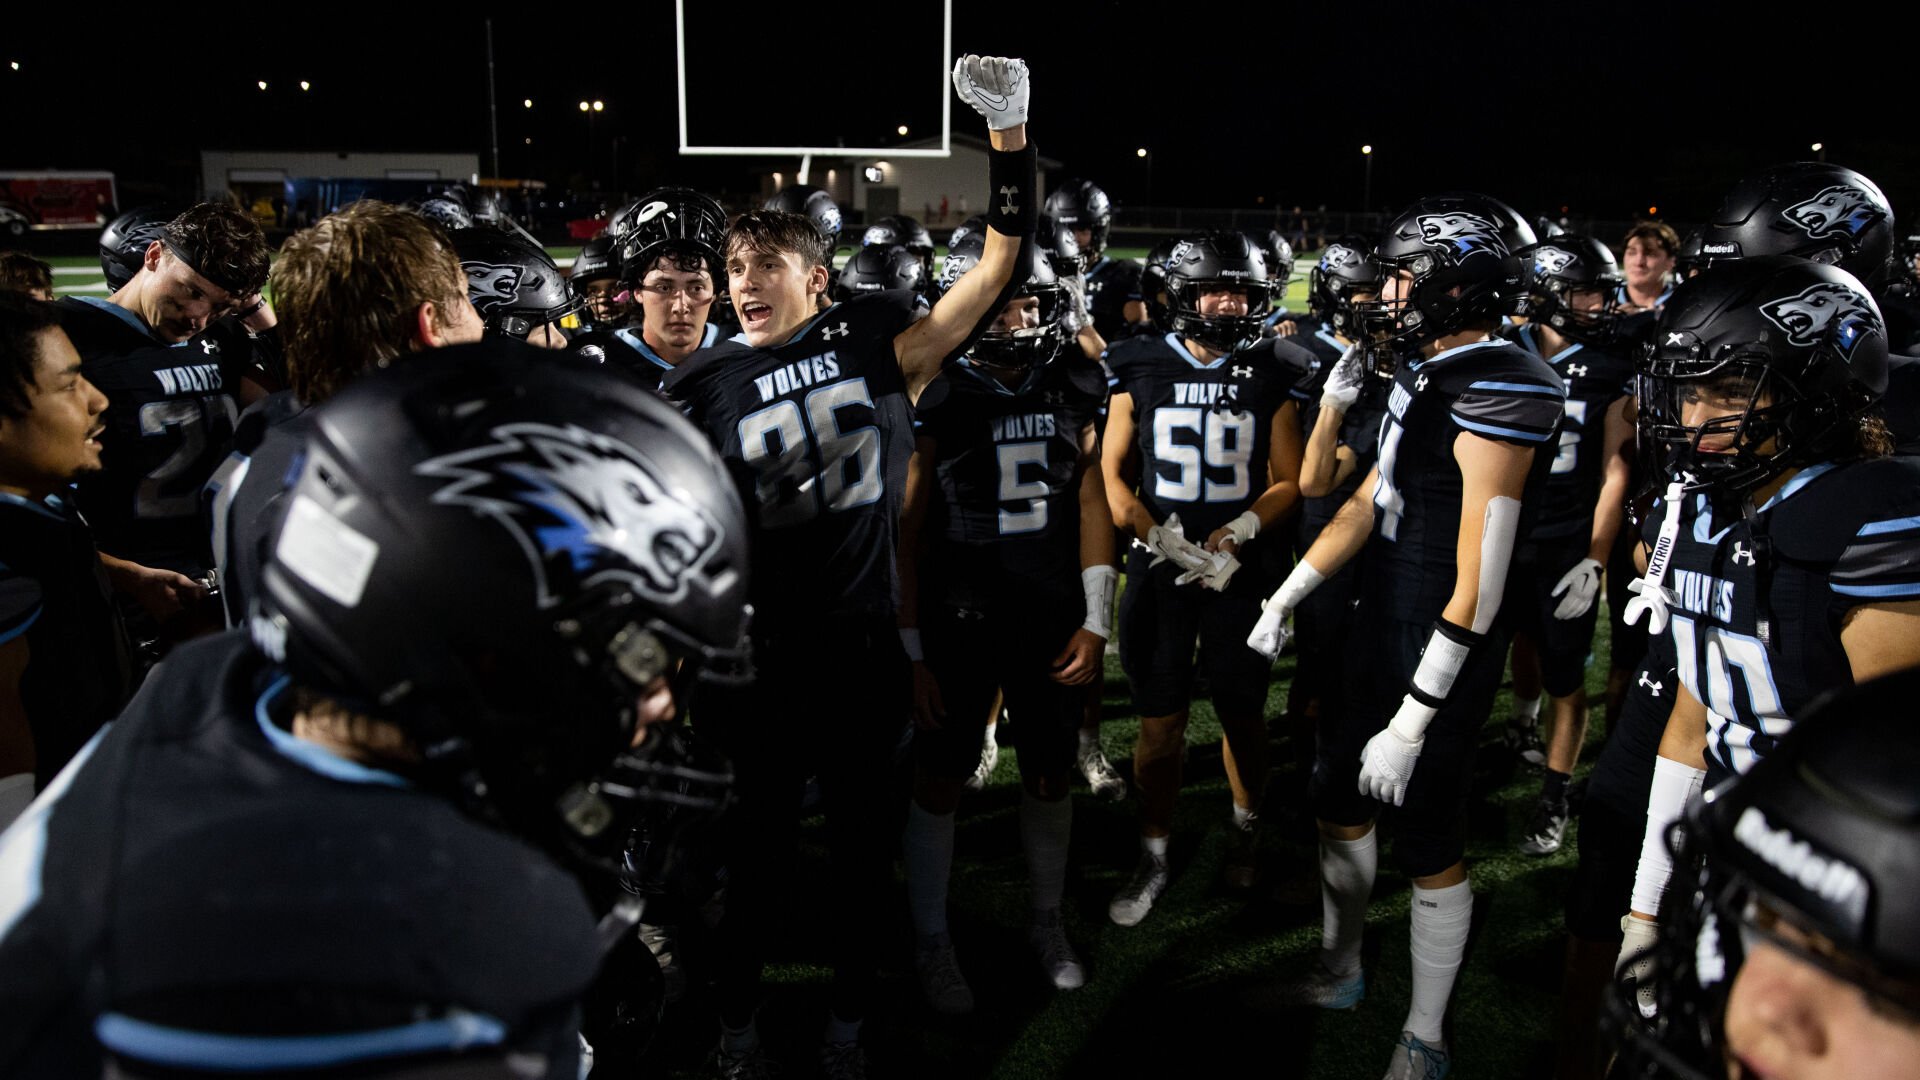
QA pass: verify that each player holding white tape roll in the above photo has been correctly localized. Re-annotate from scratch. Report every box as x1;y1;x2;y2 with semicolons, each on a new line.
1250;194;1562;1080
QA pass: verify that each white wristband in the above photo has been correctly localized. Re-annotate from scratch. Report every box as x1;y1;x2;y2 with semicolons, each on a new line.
1081;564;1119;639
1270;559;1327;614
899;627;925;664
1223;510;1261;549
1629;755;1707;917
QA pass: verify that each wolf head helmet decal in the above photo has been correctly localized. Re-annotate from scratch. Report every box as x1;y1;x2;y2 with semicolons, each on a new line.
1760;281;1882;356
1782;184;1888;242
1416;211;1508;262
462;261;527;312
418;422;730;609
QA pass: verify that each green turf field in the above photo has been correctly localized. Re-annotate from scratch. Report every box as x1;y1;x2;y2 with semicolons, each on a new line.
633;626;1609;1079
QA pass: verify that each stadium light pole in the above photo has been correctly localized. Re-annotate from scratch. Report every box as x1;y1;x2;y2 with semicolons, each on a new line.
1362;144;1374;220
1137;147;1152;211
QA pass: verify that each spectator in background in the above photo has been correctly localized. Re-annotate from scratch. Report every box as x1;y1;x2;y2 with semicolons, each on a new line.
1619;220;1679;312
0;254;54;301
0;293;131;821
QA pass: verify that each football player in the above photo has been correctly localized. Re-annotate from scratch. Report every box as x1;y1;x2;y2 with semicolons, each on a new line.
862;213;937;283
1249;193;1561;1079
54;203;274;639
0;252;54;301
898;239;1111;1012
0;344;753;1080
450;227;586;349
658;54;1037;1078
1608;667;1920;1080
1619;220;1679;313
835;243;932;302
1102;229;1307;922
205;200;485;628
1047;179;1149;342
0;294;129;803
764;184;845;252
1502;235;1636;856
1613;257;1920;1015
569;187;729;389
570;235;632;329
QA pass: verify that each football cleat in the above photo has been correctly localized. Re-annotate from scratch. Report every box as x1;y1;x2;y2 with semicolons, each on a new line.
964;729;1000;792
1077;741;1127;800
1518;796;1571;856
1258;958;1366;1011
638;921;686;1003
818;1040;869;1080
1028;911;1086;990
1382;1031;1451;1080
713;1043;778;1080
1108;851;1170;927
1503;722;1546;768
1222;818;1260;890
914;934;975;1015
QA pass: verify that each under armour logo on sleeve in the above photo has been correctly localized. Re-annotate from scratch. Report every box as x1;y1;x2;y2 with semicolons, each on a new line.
1415;374;1429;392
1567;363;1588;378
821;322;850;340
200;339;218;355
999;186;1020;216
1639;672;1664;697
1731;541;1756;566
1231;365;1254;378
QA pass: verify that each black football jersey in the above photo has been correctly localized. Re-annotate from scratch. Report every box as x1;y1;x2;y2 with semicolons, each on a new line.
1652;456;1920;776
1291;327;1349;442
0;492;134;787
1511;324;1635;540
1362;339;1565;623
662;292;925;626
913;356;1109;609
1105;331;1309;540
204;390;312;628
1881;353;1920;455
1084;256;1144;342
0;633;599;1078
56;298;248;573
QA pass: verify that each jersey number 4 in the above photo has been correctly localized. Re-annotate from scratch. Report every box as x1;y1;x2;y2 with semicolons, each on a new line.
1152;407;1254;504
737;379;883;528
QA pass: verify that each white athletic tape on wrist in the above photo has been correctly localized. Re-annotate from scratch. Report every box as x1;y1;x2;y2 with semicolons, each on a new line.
1082;565;1118;638
1268;560;1327;615
899;627;925;664
1223;510;1261;549
1629;755;1707;918
1472;495;1520;635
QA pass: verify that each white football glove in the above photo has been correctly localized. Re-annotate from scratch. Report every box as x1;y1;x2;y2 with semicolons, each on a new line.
1358;697;1432;806
1550;557;1604;620
1175;550;1240;592
1145;514;1211;573
1623;577;1675;634
1247;560;1327;658
1617;915;1662;1020
951;55;1029;131
1320;343;1366;414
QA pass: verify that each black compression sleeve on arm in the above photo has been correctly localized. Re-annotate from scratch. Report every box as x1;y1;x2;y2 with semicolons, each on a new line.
985;144;1039;238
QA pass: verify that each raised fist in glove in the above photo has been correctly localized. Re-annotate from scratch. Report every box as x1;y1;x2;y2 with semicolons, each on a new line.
1320;343;1366;414
1551;557;1604;620
1358;697;1432;806
952;55;1029;131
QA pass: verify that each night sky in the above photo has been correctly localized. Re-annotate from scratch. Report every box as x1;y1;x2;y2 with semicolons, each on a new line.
5;4;1914;224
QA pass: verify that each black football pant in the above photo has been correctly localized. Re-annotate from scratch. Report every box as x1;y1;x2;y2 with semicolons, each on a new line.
693;614;911;1028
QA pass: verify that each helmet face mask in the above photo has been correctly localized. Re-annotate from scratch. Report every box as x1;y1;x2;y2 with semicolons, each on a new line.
1308;237;1382;338
614;188;728;286
946;238;1070;382
1355;194;1534;372
1044;180;1112;262
1520;236;1628;345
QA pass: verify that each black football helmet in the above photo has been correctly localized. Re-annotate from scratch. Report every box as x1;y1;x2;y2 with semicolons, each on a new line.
1607;667;1920;1080
1682;163;1897;292
1357;192;1535;366
1307;235;1383;338
1639;257;1888;501
1163;231;1277;353
451;227;588;340
862;214;934;277
613;188;728;282
942;234;1070;382
763;185;843;249
409;195;474;233
1037;212;1086;280
1518;235;1627;345
1044;179;1113;261
834;243;930;301
252;342;752;842
1139;237;1180;333
1253;229;1296;292
98;205;180;292
947;214;988;253
573;235;620;285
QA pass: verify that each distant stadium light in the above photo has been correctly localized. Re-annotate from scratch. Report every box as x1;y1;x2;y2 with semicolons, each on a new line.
864;165;885;183
9;61;18;72
1361;144;1372;155
897;125;909;136
257;80;268;91
579;101;590;112
1811;142;1823;152
300;80;311;91
524;138;532;145
1648;206;1659;215
1136;147;1148;158
523;98;533;108
592;100;604;112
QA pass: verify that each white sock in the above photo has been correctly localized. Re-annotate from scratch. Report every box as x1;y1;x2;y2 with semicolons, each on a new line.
823;1012;862;1045
1319;827;1378;977
1142;833;1169;859
720;1017;759;1056
1406;879;1473;1044
1021;791;1073;913
903;802;955;939
1512;693;1542;727
1232;803;1256;830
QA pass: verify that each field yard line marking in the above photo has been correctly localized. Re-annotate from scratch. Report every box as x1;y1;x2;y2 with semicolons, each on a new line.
55;284;110;294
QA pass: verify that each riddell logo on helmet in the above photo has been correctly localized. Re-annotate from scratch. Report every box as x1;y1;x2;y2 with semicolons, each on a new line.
1703;242;1740;256
1732;805;1869;912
